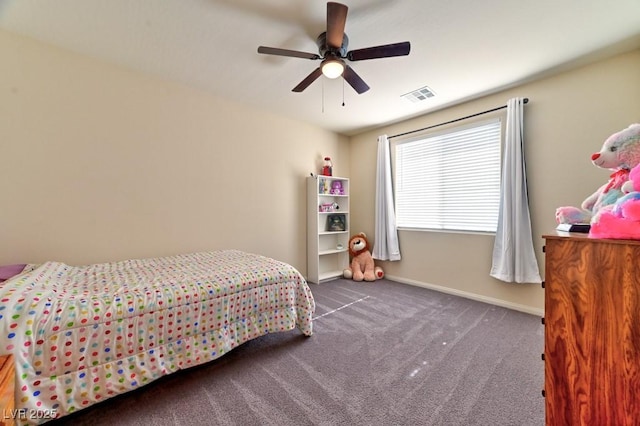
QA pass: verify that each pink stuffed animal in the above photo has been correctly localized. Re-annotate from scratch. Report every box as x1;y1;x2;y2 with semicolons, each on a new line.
330;180;344;195
590;163;640;239
556;124;640;225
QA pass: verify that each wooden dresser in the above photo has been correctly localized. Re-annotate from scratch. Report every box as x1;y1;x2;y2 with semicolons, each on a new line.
542;233;640;426
0;355;15;426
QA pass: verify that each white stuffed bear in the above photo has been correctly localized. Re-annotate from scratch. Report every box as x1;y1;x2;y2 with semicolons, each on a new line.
556;124;640;225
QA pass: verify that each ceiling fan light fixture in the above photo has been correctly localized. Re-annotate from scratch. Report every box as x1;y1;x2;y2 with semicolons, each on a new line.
321;57;344;79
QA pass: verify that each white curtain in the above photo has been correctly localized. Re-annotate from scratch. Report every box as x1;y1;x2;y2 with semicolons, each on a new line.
490;98;541;283
373;135;401;261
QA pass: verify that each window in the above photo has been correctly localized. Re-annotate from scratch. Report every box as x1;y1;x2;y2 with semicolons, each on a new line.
394;119;501;233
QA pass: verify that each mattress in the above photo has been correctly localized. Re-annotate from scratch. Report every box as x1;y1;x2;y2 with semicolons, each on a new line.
0;250;315;424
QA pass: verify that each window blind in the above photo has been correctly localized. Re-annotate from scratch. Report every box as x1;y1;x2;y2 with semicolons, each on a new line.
395;119;501;233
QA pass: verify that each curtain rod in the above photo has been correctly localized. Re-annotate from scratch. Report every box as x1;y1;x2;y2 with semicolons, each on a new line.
388;98;529;139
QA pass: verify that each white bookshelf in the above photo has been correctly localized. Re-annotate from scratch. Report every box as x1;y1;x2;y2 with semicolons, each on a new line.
307;175;350;284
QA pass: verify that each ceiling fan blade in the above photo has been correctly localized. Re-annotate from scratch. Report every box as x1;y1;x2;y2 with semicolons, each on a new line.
343;65;370;94
258;46;320;60
292;67;323;92
326;2;348;49
347;41;411;61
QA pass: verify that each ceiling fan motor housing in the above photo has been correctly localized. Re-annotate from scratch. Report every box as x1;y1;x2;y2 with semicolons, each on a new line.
316;31;349;58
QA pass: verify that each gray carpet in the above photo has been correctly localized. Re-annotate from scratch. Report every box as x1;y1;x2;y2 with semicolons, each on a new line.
51;278;545;425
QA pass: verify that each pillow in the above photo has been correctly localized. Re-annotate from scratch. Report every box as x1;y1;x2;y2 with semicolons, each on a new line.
0;264;27;282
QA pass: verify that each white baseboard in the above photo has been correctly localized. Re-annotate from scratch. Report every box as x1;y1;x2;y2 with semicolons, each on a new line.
385;274;545;317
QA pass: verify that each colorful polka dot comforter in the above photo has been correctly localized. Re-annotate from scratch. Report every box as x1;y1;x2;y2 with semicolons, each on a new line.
0;250;315;424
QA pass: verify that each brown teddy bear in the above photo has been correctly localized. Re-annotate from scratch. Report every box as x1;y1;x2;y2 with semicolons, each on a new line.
343;232;384;282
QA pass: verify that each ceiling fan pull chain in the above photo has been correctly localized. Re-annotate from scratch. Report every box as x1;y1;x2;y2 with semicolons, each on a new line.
322;79;325;113
342;77;345;107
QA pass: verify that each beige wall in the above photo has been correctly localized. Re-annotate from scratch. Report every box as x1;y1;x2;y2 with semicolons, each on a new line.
349;49;640;315
0;30;350;273
2;28;639;315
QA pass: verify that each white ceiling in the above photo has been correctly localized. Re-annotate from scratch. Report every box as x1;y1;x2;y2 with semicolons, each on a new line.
1;0;640;136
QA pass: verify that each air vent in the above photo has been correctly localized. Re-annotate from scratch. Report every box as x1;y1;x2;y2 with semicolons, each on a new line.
401;86;436;103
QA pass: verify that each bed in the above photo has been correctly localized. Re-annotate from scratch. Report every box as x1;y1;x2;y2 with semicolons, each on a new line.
0;250;315;424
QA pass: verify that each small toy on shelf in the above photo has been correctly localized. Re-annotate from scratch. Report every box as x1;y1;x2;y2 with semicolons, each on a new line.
330;180;344;195
319;203;336;212
319;177;330;194
321;157;333;176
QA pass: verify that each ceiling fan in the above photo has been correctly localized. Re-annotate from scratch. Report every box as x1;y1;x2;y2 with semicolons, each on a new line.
257;1;411;94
